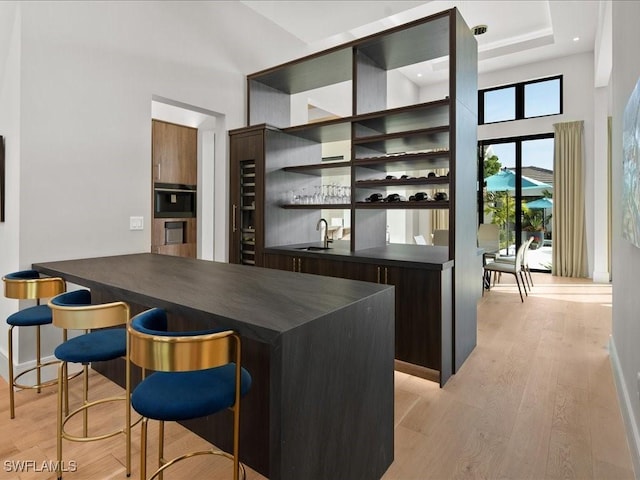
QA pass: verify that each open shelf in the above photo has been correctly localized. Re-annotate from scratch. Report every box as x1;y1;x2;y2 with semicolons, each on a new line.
353;99;450;138
280;204;351;209
283;161;352;176
282;118;352;143
353;126;449;156
355;177;449;188
355;201;449;209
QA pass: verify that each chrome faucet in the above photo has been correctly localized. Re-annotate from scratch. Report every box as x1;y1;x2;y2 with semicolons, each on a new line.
316;218;331;248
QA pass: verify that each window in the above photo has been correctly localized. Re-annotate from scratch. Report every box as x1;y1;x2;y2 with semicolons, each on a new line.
479;75;562;125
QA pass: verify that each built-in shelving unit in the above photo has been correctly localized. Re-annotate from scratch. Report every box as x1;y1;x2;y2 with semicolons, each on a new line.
230;7;479;384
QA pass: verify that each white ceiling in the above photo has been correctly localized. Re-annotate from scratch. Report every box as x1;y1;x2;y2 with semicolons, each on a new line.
240;0;603;87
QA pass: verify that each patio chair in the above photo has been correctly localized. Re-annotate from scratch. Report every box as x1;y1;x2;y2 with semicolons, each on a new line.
483;240;529;302
494;236;535;289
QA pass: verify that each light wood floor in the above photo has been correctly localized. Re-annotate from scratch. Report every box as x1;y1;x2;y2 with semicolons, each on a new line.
0;274;634;479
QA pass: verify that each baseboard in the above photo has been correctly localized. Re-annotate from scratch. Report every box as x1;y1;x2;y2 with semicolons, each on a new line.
0;350;61;385
609;336;640;479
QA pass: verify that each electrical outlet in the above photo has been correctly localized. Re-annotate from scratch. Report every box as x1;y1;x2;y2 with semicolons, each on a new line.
129;216;144;231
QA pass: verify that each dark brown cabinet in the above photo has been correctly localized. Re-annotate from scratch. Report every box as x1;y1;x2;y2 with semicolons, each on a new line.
263;252;452;384
229;126;265;266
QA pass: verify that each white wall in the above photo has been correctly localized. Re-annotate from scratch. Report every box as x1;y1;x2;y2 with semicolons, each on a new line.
0;3;22;378
0;0;307;381
610;1;640;475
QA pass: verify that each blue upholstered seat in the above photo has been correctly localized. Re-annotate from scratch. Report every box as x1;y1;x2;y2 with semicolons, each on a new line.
132;365;252;421
52;289;127;363
5;270;40;280
130;308;252;422
5;271;53;326
7;304;52;326
54;329;126;364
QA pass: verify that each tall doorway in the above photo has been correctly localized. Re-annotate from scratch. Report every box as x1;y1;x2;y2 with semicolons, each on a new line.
479;134;554;272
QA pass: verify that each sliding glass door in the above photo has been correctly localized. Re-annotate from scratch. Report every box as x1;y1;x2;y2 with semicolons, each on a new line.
479;134;554;272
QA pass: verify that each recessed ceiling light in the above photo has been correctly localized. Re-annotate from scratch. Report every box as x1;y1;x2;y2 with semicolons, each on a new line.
472;25;488;36
417;73;423;77
573;36;580;42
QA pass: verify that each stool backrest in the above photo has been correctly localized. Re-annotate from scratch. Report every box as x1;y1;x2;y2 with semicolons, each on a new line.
49;290;129;330
128;308;239;373
3;270;66;300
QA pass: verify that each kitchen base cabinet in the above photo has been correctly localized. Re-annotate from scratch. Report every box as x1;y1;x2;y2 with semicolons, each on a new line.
263;252;453;385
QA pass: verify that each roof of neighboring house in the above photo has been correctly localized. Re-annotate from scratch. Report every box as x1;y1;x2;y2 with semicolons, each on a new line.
520;166;553;186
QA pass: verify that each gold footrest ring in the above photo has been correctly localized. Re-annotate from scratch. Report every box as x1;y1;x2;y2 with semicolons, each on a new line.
150;449;246;480
61;395;129;443
12;360;81;390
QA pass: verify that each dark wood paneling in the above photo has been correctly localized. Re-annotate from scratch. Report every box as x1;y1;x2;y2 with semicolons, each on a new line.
263;251;453;384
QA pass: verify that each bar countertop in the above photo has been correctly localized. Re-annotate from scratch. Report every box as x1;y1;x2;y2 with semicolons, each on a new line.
34;252;393;345
265;240;455;270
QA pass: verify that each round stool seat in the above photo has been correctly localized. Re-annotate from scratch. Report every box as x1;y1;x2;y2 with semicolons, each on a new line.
55;329;126;363
7;304;52;327
131;364;252;422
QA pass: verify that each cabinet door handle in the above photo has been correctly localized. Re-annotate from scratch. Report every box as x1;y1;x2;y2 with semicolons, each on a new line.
232;204;237;232
377;266;381;283
292;258;296;272
384;267;388;284
157;163;161;181
297;258;302;272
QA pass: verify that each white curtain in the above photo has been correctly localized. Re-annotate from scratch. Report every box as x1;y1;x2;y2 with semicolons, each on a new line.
552;120;587;277
430;168;449;230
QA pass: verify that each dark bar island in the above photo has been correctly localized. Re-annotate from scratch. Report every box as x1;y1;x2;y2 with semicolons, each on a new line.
34;253;395;480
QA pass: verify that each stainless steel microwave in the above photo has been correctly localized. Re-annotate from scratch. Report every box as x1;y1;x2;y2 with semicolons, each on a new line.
154;183;196;218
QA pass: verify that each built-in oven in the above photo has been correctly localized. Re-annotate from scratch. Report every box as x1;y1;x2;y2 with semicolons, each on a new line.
154;183;196;218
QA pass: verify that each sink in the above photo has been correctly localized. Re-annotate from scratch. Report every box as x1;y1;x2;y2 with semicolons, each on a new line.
296;246;332;251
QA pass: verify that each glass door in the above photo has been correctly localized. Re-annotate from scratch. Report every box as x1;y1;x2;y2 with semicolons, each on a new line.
479;134;554;272
521;138;554;272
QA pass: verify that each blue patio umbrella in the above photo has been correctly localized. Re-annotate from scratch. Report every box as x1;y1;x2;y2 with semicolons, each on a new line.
485;169;550;192
525;197;553;209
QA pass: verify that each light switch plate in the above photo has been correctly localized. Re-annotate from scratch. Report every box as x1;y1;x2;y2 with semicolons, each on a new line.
129;216;144;231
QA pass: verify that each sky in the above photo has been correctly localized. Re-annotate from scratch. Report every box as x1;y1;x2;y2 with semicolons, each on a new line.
489;138;554;171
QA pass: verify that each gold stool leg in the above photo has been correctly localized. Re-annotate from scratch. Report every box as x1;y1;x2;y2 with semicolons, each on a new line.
8;326;15;419
62;329;69;416
57;361;65;480
233;405;240;480
158;421;165;480
125;352;131;477
36;325;42;394
83;364;89;437
140;418;148;480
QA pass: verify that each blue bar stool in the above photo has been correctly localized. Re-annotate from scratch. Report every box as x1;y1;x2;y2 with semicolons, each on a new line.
49;289;131;479
3;270;66;419
128;308;252;480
